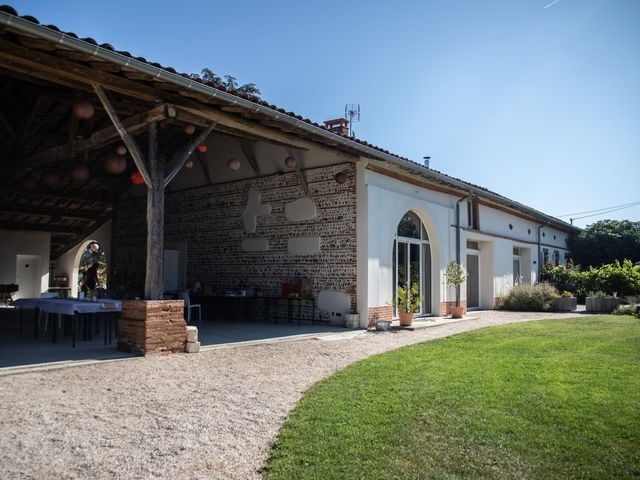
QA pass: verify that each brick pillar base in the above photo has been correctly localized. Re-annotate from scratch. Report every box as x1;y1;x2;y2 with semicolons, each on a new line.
367;305;393;327
439;300;468;316
118;300;187;355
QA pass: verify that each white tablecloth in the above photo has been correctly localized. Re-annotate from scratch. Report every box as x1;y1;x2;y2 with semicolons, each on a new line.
12;298;122;315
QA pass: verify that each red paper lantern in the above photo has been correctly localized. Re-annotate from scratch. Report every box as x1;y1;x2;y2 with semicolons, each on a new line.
104;154;126;174
130;171;145;185
72;99;94;120
115;145;127;156
21;176;37;191
197;144;207;153
227;158;240;171
42;170;61;187
284;156;297;168
69;163;90;183
185;159;194;169
183;124;196;135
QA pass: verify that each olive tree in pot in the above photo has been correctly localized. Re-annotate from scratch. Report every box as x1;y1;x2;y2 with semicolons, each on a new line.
446;261;467;318
391;283;424;326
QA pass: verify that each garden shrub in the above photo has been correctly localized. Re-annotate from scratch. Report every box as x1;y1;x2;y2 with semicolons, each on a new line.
497;283;559;312
542;260;640;297
611;304;639;317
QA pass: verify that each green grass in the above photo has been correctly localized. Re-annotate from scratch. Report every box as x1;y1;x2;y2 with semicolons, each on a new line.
265;316;640;479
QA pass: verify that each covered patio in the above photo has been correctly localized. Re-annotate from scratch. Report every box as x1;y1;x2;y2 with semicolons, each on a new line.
0;6;373;368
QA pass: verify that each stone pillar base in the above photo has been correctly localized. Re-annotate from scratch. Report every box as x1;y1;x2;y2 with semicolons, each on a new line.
118;300;187;355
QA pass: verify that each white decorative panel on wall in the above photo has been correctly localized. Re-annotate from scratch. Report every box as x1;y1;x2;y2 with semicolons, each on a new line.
285;197;317;221
287;236;321;255
242;188;271;233
242;238;269;252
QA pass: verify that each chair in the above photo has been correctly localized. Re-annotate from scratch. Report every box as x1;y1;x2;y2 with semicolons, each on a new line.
180;291;201;324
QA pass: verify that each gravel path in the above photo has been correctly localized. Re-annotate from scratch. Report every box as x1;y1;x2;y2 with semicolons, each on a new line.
0;311;590;479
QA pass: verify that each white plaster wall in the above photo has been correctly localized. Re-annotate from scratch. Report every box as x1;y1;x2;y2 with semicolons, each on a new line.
365;170;453;315
0;229;50;298
53;221;112;298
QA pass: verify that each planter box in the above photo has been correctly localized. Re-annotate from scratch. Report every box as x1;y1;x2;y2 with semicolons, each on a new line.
552;297;577;312
585;296;621;313
375;320;391;331
118;299;187;355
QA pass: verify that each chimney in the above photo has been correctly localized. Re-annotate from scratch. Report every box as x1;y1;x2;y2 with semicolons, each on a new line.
423;156;431;168
323;118;350;136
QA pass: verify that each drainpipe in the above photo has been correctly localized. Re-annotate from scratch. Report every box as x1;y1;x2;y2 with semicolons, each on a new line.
455;192;472;307
537;221;551;281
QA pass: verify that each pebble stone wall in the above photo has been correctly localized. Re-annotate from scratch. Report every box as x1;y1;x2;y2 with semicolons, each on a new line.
111;163;357;312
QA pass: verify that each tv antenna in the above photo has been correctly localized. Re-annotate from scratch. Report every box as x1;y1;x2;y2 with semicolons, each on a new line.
344;104;360;137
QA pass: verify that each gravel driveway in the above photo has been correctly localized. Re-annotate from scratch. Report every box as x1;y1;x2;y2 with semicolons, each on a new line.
0;311;589;479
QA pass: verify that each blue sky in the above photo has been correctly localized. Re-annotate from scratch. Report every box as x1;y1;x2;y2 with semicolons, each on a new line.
12;0;640;227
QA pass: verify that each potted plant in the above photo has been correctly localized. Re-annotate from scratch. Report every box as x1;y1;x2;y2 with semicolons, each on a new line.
391;283;423;326
446;261;467;318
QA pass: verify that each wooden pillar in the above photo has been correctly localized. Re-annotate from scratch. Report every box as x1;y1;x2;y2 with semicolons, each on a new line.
145;122;165;299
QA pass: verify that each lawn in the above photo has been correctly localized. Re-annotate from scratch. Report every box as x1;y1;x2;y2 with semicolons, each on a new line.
265;316;640;479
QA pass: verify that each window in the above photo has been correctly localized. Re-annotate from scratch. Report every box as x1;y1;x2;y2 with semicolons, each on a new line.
513;247;522;285
467;240;479;250
554;250;560;266
393;211;431;316
543;248;549;265
467;198;480;230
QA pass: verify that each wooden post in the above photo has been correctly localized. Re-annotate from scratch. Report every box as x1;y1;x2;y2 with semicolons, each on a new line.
145;122;165;299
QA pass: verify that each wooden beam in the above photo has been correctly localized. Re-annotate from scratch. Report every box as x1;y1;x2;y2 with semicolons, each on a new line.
93;83;155;188
145;121;164;299
164;122;217;187
0;38;160;102
0;203;100;222
286;148;309;196
51;213;113;260
0;189;113;207
0;220;85;234
18;104;172;170
239;139;262;176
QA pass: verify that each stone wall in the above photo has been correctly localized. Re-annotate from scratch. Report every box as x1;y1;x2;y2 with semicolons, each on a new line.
112;163;357;311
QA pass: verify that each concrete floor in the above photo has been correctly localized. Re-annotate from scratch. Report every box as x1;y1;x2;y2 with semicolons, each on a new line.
0;306;350;371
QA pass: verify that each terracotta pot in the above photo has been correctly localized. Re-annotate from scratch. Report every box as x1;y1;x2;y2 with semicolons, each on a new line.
398;312;414;326
450;306;465;318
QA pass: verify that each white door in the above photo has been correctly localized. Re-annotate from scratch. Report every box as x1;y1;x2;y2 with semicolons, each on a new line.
163;249;180;292
16;254;41;299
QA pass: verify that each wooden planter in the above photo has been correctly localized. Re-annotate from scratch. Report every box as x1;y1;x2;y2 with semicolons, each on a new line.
118;299;187;355
585;297;621;313
552;297;577;312
398;312;414;327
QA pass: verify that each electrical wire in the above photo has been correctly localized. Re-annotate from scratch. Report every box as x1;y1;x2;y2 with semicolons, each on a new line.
570;202;640;221
557;201;640;218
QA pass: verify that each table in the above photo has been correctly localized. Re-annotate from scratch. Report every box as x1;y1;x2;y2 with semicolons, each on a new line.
12;298;122;347
191;295;318;325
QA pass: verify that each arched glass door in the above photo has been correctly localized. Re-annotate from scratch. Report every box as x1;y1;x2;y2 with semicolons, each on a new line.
392;211;432;316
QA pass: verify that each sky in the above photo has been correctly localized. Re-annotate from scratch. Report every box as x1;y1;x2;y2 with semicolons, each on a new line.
12;0;640;228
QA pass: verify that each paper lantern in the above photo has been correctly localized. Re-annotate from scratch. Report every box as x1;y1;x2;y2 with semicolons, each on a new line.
335;172;348;184
115;145;127;156
42;170;61;187
69;163;90;183
72;99;94;120
227;158;240;171
130;171;145;185
104;154;126;174
284;156;297;168
185;159;194;169
198;144;207;153
21;176;37;191
90;242;100;252
183;124;196;135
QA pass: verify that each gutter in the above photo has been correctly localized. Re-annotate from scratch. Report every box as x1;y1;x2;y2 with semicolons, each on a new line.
0;11;577;233
455;192;472;307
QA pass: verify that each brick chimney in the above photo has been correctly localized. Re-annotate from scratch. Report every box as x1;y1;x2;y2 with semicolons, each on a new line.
323;118;350;136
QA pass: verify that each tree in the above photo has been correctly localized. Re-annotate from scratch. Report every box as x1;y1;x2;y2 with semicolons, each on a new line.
568;219;640;268
190;68;261;97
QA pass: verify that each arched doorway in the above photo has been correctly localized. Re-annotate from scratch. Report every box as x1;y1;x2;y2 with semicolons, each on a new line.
74;240;107;297
392;211;432;316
